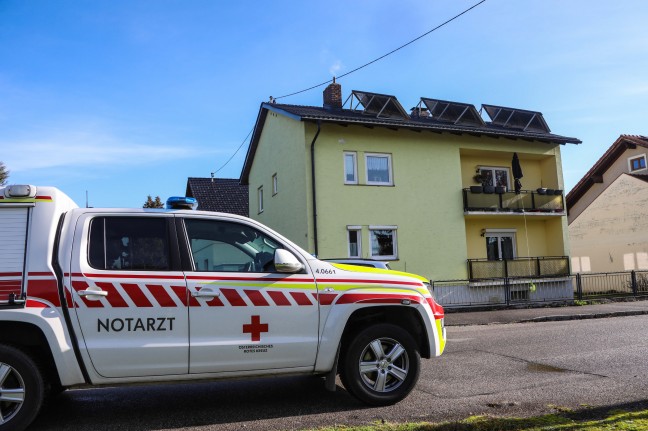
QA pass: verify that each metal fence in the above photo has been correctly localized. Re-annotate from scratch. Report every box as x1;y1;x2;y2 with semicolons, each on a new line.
433;270;648;309
468;256;570;279
462;188;564;213
574;270;648;300
432;276;573;308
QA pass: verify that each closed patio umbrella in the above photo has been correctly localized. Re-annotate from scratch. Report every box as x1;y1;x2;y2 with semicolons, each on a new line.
512;152;523;194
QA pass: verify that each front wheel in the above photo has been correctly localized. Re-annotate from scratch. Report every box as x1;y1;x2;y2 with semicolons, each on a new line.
340;323;421;406
0;345;44;431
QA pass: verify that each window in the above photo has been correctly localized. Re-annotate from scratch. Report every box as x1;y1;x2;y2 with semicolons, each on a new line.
184;219;282;273
272;174;278;195
88;217;170;271
369;226;397;260
479;166;510;189
347;226;362;258
344;152;357;184
628;155;647;173
365;153;393;186
485;230;516;260
257;186;263;213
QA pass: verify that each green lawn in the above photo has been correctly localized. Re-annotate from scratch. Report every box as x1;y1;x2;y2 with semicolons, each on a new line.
311;403;648;431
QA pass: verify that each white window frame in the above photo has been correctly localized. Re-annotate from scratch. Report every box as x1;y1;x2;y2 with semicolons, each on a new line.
257;186;264;214
346;225;362;258
628;154;647;173
344;152;358;184
478;166;511;189
484;229;517;260
369;225;398;260
365;153;393;186
272;173;278;195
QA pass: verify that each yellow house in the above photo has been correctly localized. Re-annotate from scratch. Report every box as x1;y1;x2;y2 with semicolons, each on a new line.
240;83;580;304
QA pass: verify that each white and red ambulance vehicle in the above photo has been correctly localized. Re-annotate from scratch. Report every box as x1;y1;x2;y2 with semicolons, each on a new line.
0;184;445;431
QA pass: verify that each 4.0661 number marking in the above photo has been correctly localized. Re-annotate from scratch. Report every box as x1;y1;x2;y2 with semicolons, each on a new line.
316;268;336;275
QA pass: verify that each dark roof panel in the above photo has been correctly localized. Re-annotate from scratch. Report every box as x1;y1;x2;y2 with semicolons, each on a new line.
267;103;579;144
350;90;409;120
482;104;551;133
420;98;486;127
185;177;248;216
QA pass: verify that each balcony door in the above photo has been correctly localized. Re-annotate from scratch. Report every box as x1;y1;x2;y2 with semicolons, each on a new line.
486;231;516;260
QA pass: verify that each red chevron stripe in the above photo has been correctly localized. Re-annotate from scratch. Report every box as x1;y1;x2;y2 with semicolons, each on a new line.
290;292;312;306
221;288;246;306
244;290;269;306
121;283;153;307
170;286;188;306
267;291;291;306
145;284;176;307
96;282;129;308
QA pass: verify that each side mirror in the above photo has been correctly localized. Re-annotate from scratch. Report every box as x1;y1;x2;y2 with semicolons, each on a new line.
274;249;303;273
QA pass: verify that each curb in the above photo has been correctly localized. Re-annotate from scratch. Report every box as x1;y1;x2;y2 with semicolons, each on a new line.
518;310;648;323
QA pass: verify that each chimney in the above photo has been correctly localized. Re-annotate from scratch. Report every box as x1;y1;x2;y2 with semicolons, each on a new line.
323;78;342;110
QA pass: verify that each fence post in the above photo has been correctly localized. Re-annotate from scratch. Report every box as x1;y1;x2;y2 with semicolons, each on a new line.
505;277;510;305
576;273;582;301
631;270;638;296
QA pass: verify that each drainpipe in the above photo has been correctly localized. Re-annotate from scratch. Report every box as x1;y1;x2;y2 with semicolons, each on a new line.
310;120;322;257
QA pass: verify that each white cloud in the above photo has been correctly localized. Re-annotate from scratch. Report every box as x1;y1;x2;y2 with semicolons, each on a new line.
329;59;343;77
2;128;225;173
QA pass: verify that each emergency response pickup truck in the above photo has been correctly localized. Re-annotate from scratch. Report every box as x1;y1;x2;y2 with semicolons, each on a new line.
0;184;445;431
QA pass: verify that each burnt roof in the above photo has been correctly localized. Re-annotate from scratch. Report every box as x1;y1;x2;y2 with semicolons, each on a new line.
185;177;248;216
241;102;581;184
566;135;648;209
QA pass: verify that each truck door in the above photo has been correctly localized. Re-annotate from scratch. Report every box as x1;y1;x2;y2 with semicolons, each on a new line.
0;206;30;305
180;216;319;374
69;214;189;378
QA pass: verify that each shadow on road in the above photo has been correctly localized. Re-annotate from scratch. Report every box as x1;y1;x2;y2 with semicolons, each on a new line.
31;376;362;430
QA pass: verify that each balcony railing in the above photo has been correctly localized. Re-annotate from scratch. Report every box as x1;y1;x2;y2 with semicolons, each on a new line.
468;256;570;280
463;188;564;213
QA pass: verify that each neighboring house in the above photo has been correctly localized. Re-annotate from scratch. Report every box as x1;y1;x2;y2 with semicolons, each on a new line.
185;177;248;216
240;82;580;303
567;135;648;273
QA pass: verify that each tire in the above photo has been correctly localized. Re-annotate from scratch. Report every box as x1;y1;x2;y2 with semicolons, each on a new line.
0;345;45;431
340;323;421;406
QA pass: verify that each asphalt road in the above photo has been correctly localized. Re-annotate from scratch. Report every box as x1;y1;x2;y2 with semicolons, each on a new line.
31;315;648;430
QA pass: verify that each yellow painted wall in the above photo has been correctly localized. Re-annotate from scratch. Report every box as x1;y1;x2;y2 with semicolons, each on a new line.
250;109;570;281
460;143;563;191
464;217;562;258
312;124;467;280
248;112;311;249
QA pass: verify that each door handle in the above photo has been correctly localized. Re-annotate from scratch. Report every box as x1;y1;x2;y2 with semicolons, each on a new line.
191;288;221;298
78;289;108;297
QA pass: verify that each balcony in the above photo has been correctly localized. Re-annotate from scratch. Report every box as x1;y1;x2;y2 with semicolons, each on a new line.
463;188;564;214
468;256;570;280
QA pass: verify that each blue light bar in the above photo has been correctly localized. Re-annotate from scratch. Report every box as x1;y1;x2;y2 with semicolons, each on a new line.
166;196;198;210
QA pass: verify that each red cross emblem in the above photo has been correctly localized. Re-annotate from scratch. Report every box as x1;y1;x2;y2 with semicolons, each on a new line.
243;315;268;342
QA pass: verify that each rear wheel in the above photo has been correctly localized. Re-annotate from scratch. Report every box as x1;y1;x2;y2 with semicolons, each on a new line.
0;345;44;431
340;323;420;406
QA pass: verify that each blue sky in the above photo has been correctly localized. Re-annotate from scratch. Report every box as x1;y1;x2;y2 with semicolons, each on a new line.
2;1;647;208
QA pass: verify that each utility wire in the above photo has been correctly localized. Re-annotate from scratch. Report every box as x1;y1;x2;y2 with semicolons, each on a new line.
212;127;254;176
214;0;486;176
275;0;486;100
